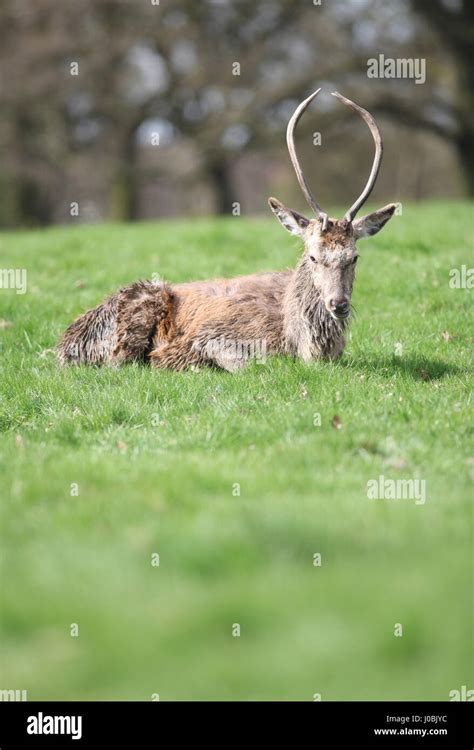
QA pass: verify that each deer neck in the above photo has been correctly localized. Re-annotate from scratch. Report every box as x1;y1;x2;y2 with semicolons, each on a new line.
283;255;347;360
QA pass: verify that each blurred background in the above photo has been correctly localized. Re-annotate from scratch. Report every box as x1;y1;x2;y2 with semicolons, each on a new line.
0;0;472;228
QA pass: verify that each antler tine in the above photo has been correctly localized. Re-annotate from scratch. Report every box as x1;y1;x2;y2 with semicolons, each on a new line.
331;91;383;223
286;88;328;226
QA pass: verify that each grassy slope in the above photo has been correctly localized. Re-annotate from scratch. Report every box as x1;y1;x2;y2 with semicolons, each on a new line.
0;202;472;700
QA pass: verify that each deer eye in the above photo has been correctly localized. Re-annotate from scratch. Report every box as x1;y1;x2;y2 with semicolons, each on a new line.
309;254;317;262
352;255;359;265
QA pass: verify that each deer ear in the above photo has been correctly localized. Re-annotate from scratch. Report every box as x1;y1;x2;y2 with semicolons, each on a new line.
352;203;397;240
268;197;309;237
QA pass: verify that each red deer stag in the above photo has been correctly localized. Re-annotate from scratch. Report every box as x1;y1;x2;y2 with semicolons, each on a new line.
58;90;396;372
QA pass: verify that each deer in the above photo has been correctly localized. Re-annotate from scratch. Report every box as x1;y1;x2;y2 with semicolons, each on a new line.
57;89;397;372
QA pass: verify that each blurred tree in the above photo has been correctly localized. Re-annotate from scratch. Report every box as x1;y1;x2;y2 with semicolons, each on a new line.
0;0;471;226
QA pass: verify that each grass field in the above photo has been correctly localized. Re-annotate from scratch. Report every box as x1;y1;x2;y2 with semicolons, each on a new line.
0;202;472;701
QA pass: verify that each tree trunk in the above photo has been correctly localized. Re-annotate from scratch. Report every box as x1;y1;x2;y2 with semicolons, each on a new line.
109;128;140;221
209;161;236;215
454;130;474;196
409;0;474;195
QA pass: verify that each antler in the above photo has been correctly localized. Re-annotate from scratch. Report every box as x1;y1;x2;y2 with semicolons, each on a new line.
286;88;328;229
287;89;383;226
331;91;383;222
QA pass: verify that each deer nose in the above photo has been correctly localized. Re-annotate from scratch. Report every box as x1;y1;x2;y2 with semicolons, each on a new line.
330;299;349;316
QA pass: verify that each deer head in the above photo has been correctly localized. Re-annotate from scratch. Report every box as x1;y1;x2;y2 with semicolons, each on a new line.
269;89;396;321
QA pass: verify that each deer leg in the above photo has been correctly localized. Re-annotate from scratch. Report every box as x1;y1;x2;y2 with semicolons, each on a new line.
196;337;250;372
209;349;249;372
111;281;175;365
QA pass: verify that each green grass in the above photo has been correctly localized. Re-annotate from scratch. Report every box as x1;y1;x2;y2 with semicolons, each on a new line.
0;202;472;701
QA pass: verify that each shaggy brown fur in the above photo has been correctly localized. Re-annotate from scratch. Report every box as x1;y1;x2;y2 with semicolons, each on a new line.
57;281;174;366
58;273;289;371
